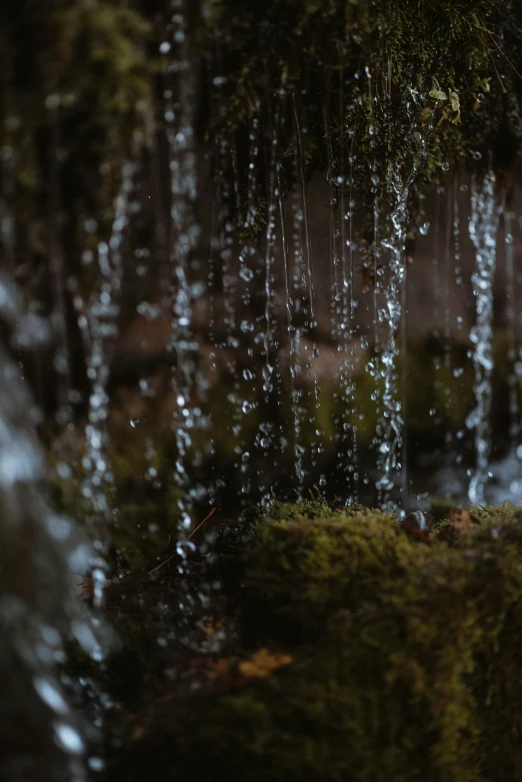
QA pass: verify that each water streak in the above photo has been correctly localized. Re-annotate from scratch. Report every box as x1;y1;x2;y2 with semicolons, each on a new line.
376;172;409;506
504;209;520;448
165;7;201;531
82;161;136;578
467;172;500;504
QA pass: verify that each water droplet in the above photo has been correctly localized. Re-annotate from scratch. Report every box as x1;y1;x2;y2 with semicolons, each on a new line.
88;757;105;772
54;723;85;755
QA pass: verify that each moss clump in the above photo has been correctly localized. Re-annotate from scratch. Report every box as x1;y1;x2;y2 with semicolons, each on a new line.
112;501;522;782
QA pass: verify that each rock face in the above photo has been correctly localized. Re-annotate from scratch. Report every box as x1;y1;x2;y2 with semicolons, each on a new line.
109;499;522;782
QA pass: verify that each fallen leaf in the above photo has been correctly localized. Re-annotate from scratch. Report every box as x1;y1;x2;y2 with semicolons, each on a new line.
238;648;292;679
448;508;480;531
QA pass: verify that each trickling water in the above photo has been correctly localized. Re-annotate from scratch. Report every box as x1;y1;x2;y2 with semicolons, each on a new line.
467;172;500;504
165;7;201;532
289;100;309;492
47;108;73;428
504;210;520;448
452;177;466;459
82;161;136;574
257;95;283;501
291;93;315;320
442;181;454;453
237;110;261;496
372;84;427;506
376;172;409;506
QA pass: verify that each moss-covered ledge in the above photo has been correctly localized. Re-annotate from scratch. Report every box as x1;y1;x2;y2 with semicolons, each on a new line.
97;499;522;781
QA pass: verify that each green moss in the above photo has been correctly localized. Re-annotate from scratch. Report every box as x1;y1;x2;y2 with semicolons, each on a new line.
427;496;456;522
114;500;522;781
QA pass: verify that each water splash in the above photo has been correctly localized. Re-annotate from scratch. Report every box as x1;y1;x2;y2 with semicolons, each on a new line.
467;172;500;504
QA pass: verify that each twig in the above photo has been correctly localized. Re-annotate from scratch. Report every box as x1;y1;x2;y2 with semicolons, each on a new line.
187;506;216;540
147;507;216;577
480;31;508;93
476;14;522;86
486;29;522;82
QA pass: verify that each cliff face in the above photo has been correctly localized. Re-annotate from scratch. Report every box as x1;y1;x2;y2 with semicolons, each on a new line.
0;0;520;501
1;1;521;299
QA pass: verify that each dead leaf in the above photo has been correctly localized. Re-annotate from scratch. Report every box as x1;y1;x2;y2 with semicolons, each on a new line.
448;508;480;532
238;648;292;679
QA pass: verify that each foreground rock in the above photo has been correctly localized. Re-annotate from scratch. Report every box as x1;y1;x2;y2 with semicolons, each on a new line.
94;500;522;781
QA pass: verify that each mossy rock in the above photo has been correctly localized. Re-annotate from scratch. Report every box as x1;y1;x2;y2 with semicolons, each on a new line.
112;501;522;782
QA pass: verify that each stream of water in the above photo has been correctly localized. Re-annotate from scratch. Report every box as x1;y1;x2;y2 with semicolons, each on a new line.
467;172;500;505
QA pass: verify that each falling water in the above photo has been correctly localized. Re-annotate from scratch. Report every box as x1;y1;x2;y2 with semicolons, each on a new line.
81;162;136;573
467;171;500;504
237;110;262;497
165;7;201;532
442;182;454;452
375;172;409;506
0;279;109;782
255;95;282;502
338;61;359;500
452;177;466;460
431;187;443;441
289;95;309;492
504;209;520;448
47;103;73;428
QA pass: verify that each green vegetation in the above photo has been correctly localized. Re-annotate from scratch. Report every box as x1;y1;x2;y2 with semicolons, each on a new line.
108;499;522;781
2;0;521;279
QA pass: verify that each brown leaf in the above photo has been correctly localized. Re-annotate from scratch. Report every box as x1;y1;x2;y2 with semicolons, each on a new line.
238;648;292;680
448;508;480;532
